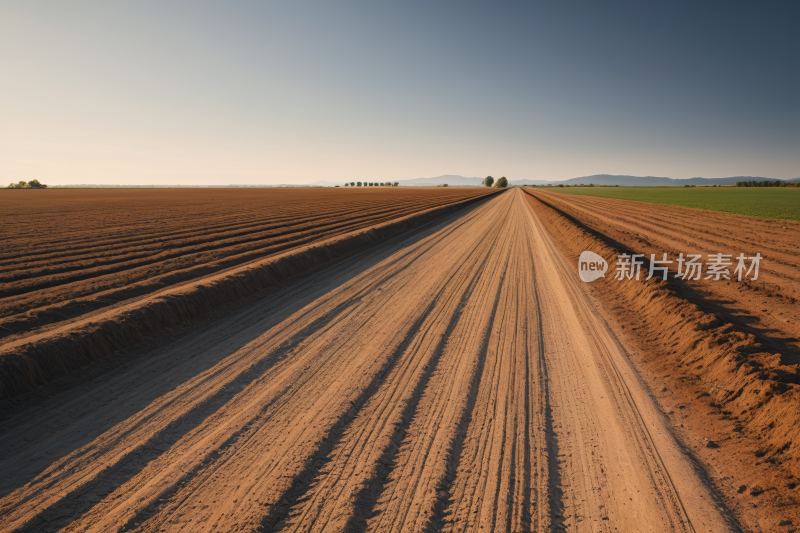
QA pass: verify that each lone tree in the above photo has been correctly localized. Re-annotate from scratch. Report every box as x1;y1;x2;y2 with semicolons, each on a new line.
483;176;494;187
495;177;508;188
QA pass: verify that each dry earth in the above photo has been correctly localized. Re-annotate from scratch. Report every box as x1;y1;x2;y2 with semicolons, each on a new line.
522;189;800;532
0;189;742;532
0;188;495;397
0;188;492;340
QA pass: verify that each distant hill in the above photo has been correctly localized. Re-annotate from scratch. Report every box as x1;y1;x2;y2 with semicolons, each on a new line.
46;175;800;188
511;175;795;187
240;175;800;187
228;174;800;188
394;174;798;187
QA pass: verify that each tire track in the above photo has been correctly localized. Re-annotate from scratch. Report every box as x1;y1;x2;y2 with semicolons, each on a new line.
441;197;547;533
521;191;732;532
270;201;509;533
364;198;517;533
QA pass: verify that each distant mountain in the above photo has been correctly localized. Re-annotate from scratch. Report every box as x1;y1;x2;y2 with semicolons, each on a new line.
227;175;800;188
512;175;794;187
398;174;798;187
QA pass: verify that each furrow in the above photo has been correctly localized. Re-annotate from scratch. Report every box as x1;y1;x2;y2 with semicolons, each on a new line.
273;194;510;533
364;193;517;533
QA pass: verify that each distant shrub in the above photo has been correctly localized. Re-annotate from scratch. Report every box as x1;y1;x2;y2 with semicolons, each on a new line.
357;181;362;187
7;180;47;189
483;176;494;187
393;182;399;187
495;177;508;188
737;180;789;187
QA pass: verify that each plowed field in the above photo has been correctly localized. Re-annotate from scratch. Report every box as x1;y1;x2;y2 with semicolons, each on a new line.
523;188;800;531
0;190;740;533
0;188;494;341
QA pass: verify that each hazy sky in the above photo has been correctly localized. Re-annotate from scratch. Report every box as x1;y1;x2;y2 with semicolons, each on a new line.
2;2;798;185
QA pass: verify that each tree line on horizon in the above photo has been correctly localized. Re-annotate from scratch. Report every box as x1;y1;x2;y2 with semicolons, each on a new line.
736;180;796;187
344;182;399;187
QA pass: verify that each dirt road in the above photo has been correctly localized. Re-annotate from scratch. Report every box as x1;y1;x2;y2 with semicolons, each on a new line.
0;189;734;532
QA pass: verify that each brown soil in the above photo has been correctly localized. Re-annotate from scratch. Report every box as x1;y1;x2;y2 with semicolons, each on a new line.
0;190;738;532
0;188;494;339
0;188;496;398
522;188;800;532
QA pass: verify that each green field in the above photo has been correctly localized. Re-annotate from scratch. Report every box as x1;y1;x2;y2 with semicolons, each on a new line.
546;186;800;221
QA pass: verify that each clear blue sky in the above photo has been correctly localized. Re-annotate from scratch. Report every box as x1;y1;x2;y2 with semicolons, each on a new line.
2;2;798;185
